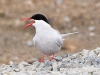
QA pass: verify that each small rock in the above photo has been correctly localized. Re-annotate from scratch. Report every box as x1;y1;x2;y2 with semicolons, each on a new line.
95;47;100;55
27;40;33;46
51;71;62;75
60;68;67;71
88;51;96;61
18;61;30;70
8;72;16;75
39;63;45;68
44;60;52;67
62;54;68;58
10;61;18;68
96;57;100;64
27;71;36;75
89;32;95;36
54;56;62;61
59;61;67;68
82;49;89;58
32;61;40;69
27;58;38;64
56;0;63;5
52;62;58;71
16;72;30;75
70;53;77;59
82;71;88;75
63;16;70;22
14;68;20;72
88;26;95;31
72;27;78;31
14;19;21;26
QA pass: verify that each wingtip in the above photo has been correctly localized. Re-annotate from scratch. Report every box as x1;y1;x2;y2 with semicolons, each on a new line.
61;32;79;37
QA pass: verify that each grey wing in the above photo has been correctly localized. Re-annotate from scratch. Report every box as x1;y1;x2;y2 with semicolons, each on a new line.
56;38;63;47
54;29;60;34
53;29;63;47
55;33;63;47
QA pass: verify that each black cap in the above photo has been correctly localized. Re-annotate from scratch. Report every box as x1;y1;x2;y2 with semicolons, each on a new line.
31;14;49;24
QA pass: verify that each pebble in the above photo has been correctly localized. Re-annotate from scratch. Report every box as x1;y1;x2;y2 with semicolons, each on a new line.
82;49;89;58
44;60;51;65
88;51;96;61
10;61;18;69
27;71;36;75
16;72;30;75
89;32;95;36
63;16;70;22
88;26;95;31
52;62;58;71
54;56;62;61
27;58;38;64
1;48;100;75
56;0;63;5
27;40;33;46
72;27;78;31
18;61;30;71
62;54;68;58
51;71;62;75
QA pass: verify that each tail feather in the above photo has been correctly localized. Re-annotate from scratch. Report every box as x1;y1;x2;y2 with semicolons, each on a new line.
61;32;78;37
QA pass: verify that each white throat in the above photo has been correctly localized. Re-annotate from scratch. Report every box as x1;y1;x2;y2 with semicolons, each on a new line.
33;20;51;31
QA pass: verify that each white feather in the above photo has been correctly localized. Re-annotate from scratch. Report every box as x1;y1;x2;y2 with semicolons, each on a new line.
61;32;78;37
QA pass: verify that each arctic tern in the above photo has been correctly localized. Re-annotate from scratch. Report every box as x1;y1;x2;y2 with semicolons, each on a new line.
22;14;77;62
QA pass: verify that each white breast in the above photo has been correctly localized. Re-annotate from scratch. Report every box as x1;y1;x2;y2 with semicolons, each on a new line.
32;21;63;55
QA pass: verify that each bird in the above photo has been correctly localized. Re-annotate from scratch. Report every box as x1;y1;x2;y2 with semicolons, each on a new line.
22;14;77;62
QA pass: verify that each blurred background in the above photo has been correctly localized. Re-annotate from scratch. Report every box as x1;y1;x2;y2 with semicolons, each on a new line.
0;0;100;64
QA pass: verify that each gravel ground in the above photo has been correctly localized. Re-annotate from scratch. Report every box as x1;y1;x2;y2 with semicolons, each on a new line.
1;47;100;75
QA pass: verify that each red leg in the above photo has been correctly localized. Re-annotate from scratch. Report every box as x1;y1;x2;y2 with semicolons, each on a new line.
50;54;55;61
40;54;45;62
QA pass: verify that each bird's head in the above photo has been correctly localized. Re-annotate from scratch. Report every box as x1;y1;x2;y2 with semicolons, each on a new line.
22;14;49;28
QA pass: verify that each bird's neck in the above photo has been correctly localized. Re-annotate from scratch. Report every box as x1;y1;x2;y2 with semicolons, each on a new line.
34;21;51;33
